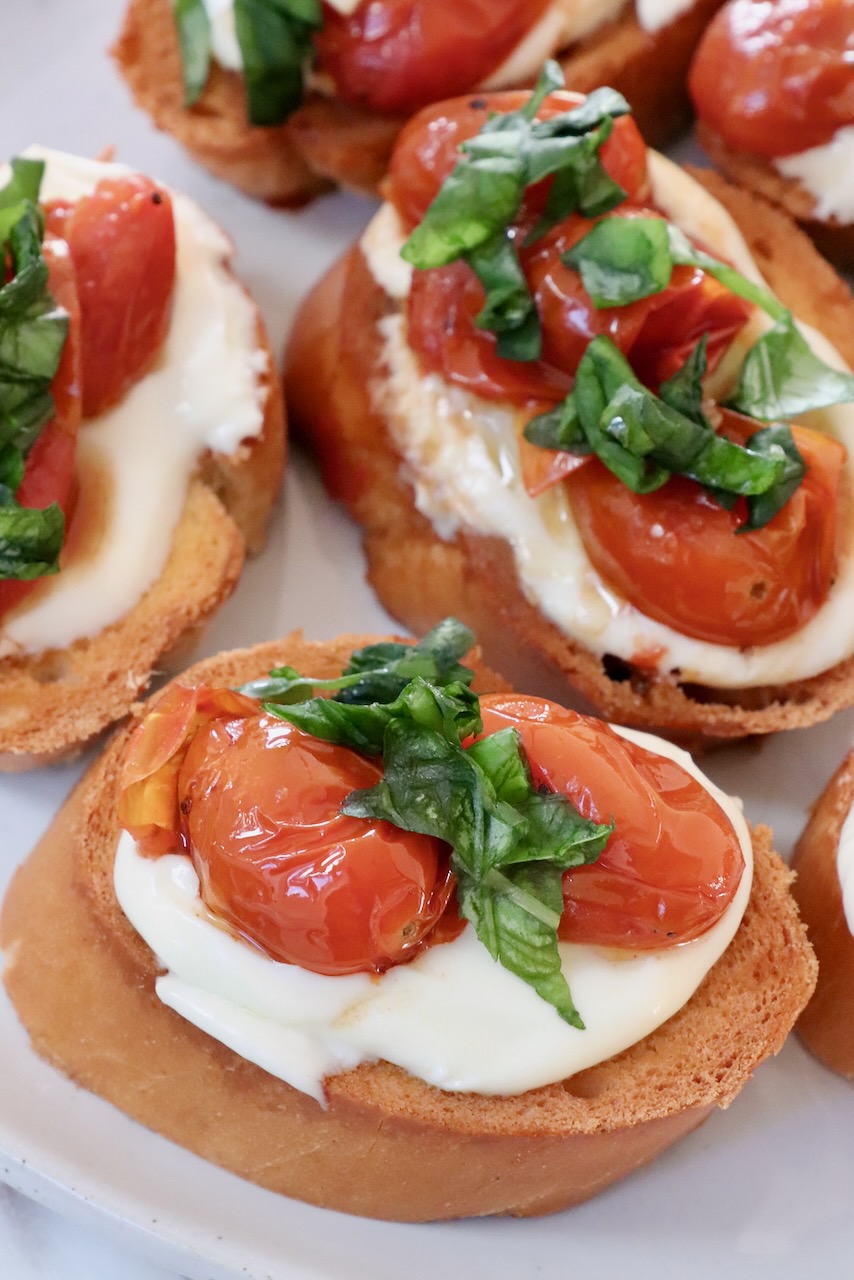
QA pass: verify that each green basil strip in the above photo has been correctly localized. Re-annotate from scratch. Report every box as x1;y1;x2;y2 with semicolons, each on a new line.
562;215;672;307
729;315;854;420
468;232;541;361
173;0;212;106
344;718;612;1028
0;501;64;579
658;335;708;425
233;0;323;126
741;424;806;530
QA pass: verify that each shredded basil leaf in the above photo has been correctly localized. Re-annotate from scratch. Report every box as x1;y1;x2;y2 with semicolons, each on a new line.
173;0;212;106
0;502;64;579
233;0;322;126
730;315;854;420
658;335;708;425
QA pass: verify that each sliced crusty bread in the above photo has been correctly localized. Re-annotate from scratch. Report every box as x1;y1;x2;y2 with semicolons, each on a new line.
1;632;817;1221
112;0;724;204
697;122;854;271
0;303;286;771
791;751;854;1081
285;168;854;744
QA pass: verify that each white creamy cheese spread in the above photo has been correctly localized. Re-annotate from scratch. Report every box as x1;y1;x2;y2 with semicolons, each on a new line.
359;152;854;690
775;126;854;226
114;725;753;1104
0;147;267;659
837;785;854;934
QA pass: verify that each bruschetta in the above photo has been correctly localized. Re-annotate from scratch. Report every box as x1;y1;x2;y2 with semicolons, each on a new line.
286;76;854;743
0;146;285;768
0;623;816;1219
792;749;854;1080
113;0;725;204
689;0;854;268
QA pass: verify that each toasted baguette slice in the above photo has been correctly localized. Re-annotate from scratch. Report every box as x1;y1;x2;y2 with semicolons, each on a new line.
0;279;285;771
791;751;854;1081
697;122;854;271
113;0;724;204
1;632;817;1221
286;168;854;744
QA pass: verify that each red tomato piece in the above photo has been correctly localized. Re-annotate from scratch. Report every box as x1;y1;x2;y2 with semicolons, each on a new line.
565;417;846;647
0;236;82;620
475;693;745;949
47;175;176;418
386;91;649;230
178;712;453;975
689;0;854;158
315;0;551;116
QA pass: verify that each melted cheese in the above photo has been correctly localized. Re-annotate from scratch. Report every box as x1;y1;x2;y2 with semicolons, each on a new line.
113;726;753;1104
775;127;854;226
837;788;854;934
360;153;854;690
0;147;267;659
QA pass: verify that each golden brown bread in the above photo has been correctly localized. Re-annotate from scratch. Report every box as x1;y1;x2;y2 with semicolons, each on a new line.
113;0;724;204
286;167;854;744
791;750;854;1081
697;121;854;272
0;299;286;770
1;632;817;1220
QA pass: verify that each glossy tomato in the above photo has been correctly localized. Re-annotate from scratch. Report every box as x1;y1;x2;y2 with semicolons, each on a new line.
315;0;551;116
177;712;454;975
566;417;846;647
475;694;745;948
386;90;649;230
0;236;82;620
689;0;854;157
46;174;175;417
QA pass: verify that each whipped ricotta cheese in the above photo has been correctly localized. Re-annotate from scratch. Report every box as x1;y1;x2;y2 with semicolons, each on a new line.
0;147;267;659
837;785;854;934
359;152;854;690
114;726;753;1104
775;126;854;226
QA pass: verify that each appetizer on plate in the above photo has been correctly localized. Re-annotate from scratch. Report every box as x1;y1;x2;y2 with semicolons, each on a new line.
0;147;284;769
287;72;854;742
113;0;725;203
1;621;816;1220
690;0;854;267
792;748;854;1080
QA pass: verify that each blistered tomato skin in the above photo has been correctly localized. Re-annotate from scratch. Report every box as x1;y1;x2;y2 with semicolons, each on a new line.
475;694;745;949
689;0;854;158
46;175;176;418
566;418;846;647
177;713;453;976
315;0;551;117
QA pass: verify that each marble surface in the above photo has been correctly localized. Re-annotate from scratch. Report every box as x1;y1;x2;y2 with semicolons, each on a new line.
1;3;854;1280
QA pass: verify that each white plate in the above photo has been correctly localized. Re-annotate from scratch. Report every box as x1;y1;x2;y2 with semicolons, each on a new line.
1;2;854;1278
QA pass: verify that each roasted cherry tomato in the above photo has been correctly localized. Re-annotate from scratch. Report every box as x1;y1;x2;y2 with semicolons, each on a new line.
0;237;82;620
689;0;854;158
565;416;846;647
475;694;745;949
46;175;176;417
119;683;454;976
315;0;551;117
386;90;649;230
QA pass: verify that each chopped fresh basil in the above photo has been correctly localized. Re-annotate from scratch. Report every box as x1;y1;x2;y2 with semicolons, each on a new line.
243;621;613;1026
401;65;630;361
729;314;854;420
658;335;708;425
173;0;322;124
739;423;806;530
563;216;673;308
344;718;612;1029
173;0;212;106
0;160;69;581
525;336;800;524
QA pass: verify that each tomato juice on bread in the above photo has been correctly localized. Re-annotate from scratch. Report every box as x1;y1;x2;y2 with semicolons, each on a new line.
113;0;726;203
286;73;854;743
0;147;285;768
0;625;817;1219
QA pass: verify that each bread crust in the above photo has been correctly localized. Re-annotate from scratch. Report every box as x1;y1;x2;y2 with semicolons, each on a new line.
285;169;854;744
113;0;724;204
697;122;854;271
1;632;817;1220
0;280;286;769
791;751;854;1081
